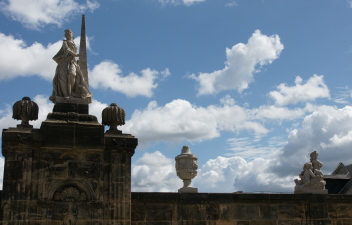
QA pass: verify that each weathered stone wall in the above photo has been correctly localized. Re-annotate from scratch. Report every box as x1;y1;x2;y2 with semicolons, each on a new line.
1;115;137;225
131;192;352;225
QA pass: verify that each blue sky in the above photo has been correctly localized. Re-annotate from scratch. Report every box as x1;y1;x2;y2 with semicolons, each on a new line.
1;0;352;193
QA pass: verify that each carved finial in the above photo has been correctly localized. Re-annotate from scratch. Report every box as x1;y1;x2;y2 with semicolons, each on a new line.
13;96;39;128
102;103;125;133
175;146;198;193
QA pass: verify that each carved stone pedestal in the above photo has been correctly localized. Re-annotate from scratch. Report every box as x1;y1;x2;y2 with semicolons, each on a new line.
1;103;138;225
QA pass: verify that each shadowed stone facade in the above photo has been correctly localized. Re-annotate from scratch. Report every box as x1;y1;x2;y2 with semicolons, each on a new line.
131;192;352;225
1;108;137;224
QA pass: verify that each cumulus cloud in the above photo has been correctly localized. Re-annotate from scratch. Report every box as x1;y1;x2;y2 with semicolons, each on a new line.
131;104;352;193
157;0;205;6
122;98;268;145
194;156;294;193
191;30;284;95
0;0;99;29
0;33;167;98
271;105;352;177
269;75;330;106
132;151;182;192
131;151;294;193
89;61;170;98
0;33;59;80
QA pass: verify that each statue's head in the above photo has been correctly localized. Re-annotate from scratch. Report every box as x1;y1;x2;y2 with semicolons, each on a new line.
64;29;73;39
310;151;318;160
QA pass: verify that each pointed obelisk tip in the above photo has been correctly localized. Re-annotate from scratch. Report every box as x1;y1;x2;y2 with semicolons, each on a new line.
79;14;88;87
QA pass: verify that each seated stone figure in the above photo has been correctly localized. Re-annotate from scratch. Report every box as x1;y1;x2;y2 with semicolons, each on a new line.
294;151;328;194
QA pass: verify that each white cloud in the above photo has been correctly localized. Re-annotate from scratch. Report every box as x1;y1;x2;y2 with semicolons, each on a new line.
130;104;352;193
225;1;237;7
0;33;166;98
191;30;284;95
157;0;205;6
332;86;352;104
122;99;268;145
132;151;182;192
0;0;99;29
226;136;285;160
269;75;330;106
251;104;314;121
130;150;295;193
89;100;108;124
0;33;59;80
89;61;170;98
270;105;352;177
194;156;294;193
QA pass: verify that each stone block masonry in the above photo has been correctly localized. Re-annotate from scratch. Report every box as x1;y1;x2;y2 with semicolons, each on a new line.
131;192;352;225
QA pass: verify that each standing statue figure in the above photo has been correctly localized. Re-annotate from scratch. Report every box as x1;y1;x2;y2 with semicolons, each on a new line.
49;29;92;103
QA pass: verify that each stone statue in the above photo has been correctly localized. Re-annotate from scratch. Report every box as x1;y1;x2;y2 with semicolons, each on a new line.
294;150;328;194
49;29;92;104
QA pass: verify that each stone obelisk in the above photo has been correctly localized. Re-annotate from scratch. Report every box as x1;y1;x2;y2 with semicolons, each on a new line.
79;14;88;87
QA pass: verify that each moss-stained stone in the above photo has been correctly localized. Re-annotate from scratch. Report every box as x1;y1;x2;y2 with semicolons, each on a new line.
329;204;352;219
179;204;207;221
206;204;220;220
333;220;352;225
249;220;277;225
236;222;249;225
259;204;278;220
301;220;332;225
181;221;207;225
145;204;175;221
305;204;328;219
214;220;234;225
233;204;259;220
278;220;301;225
278;204;305;220
131;203;146;221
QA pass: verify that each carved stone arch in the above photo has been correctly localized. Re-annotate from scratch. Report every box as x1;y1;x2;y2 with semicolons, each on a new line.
49;180;95;201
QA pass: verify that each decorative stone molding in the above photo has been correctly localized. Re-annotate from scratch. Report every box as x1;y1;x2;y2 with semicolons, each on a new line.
54;186;87;202
175;146;198;193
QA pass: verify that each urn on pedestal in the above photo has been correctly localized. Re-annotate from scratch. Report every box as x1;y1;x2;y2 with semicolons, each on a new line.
102;103;125;134
12;96;39;128
175;146;198;193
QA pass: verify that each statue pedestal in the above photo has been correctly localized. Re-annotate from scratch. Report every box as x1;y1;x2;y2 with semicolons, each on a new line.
178;187;198;193
294;187;328;194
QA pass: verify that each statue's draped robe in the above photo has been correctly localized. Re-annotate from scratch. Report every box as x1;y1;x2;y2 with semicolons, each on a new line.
50;40;91;102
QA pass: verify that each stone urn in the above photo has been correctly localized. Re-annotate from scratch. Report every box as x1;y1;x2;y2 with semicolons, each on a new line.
102;103;125;134
12;96;39;128
175;146;198;193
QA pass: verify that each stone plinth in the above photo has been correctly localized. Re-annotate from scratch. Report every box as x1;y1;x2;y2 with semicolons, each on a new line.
1;106;138;225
